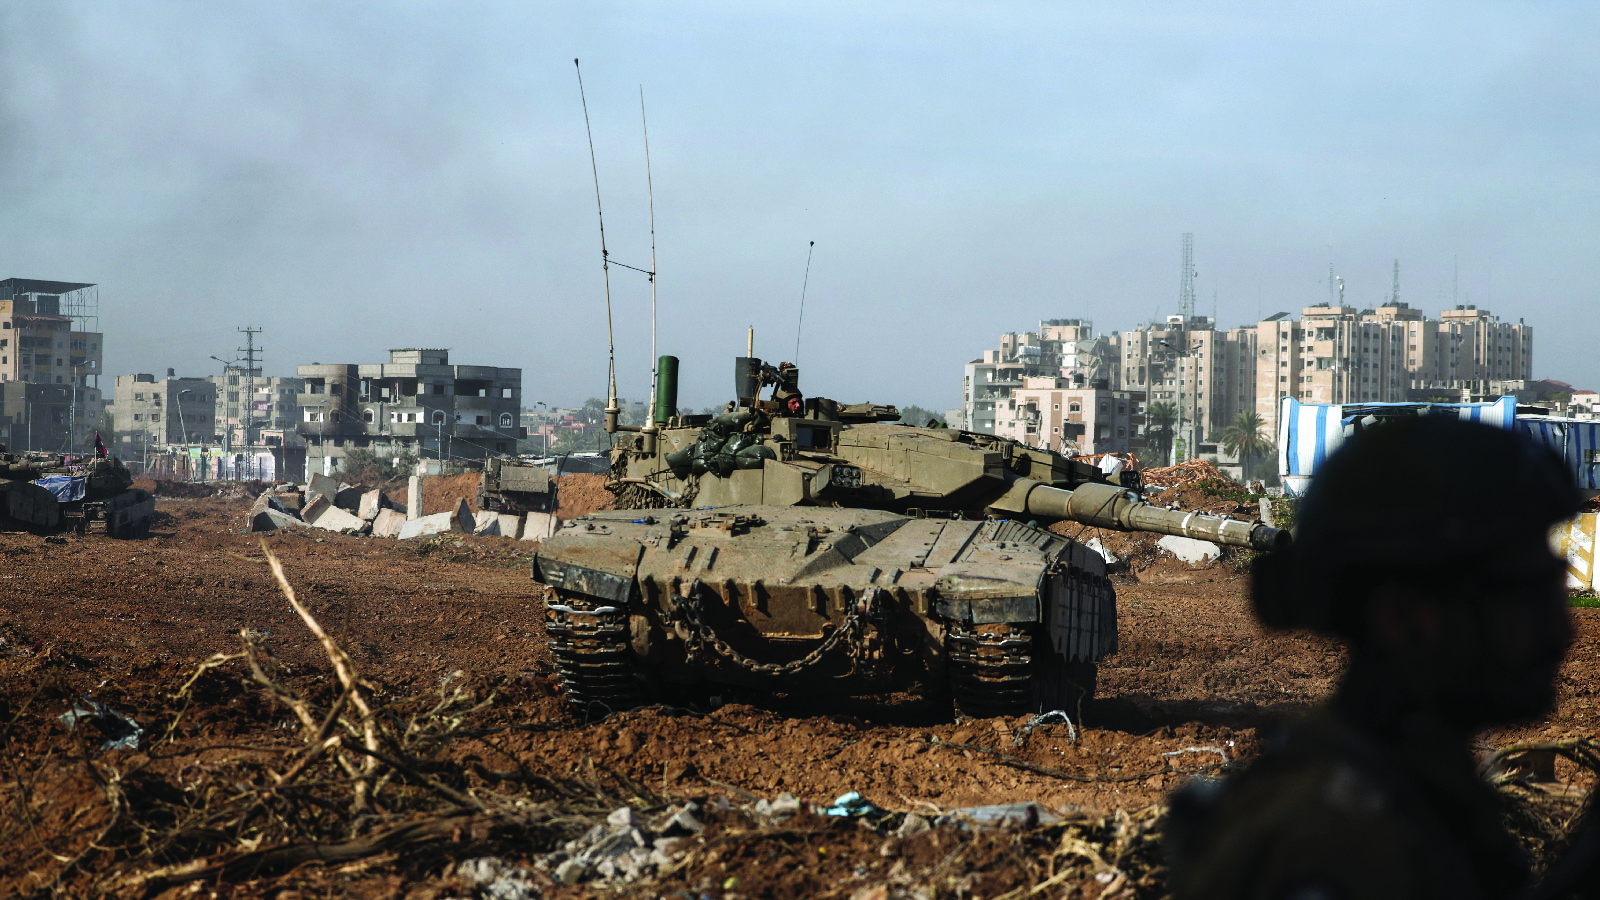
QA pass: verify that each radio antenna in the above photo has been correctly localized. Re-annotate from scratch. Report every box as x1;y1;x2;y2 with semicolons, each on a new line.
794;240;815;364
641;85;659;430
574;58;620;430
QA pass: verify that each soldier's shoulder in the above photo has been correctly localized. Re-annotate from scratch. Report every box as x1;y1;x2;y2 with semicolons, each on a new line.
1167;720;1487;900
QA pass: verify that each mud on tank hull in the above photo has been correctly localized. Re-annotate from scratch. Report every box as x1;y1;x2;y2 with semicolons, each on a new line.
532;506;1113;719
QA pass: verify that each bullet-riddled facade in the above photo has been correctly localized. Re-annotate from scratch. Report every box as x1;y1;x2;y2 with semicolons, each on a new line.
298;348;525;476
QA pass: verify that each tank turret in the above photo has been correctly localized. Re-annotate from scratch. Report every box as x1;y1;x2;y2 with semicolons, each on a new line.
533;355;1286;719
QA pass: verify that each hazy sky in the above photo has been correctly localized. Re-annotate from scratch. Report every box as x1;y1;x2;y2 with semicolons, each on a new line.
2;2;1596;413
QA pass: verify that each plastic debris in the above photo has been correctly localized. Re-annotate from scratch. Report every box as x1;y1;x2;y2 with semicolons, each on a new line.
1015;709;1077;747
939;801;1061;829
1161;744;1231;764
824;791;887;818
58;696;143;750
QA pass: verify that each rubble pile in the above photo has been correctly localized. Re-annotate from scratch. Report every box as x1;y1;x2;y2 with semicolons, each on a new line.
247;471;558;541
1138;458;1234;489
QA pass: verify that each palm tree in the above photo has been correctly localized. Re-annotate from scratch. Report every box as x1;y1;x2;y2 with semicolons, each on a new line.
1221;410;1274;485
1145;401;1178;464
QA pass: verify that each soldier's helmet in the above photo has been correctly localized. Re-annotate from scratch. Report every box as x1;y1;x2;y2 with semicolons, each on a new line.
1252;414;1579;639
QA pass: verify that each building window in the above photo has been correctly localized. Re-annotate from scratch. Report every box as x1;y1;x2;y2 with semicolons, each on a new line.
499;412;513;427
432;410;446;425
363;409;375;423
134;393;144;401
133;414;142;421
151;413;160;422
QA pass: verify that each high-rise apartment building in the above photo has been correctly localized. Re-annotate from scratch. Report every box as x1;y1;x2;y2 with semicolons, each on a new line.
0;279;106;452
112;373;218;455
961;319;1121;433
1255;301;1531;436
963;298;1532;468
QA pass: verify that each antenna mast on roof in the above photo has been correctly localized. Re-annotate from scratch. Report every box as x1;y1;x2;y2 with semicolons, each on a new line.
1177;232;1196;322
1391;259;1400;305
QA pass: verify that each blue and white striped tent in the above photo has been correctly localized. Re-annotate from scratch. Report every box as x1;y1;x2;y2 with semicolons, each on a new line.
1277;396;1518;497
1516;417;1600;491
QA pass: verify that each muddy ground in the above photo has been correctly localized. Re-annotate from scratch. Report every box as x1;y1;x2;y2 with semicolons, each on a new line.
2;484;1598;898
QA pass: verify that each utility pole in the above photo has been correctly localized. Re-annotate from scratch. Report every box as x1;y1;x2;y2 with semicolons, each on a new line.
237;327;262;452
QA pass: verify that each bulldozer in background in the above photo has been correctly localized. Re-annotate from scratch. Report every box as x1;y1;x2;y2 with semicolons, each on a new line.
532;355;1287;719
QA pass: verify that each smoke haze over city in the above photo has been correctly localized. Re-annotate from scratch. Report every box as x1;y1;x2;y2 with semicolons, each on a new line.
2;1;1596;413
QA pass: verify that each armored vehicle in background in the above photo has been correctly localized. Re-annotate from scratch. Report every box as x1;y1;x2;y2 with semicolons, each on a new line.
478;456;556;515
533;356;1286;718
0;450;155;537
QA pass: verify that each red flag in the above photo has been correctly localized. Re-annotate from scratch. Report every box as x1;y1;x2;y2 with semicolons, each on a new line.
94;431;107;458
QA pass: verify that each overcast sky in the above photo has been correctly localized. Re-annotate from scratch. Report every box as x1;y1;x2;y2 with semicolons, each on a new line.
2;2;1596;413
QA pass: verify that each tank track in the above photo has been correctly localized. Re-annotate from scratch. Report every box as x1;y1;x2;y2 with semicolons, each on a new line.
945;621;1096;720
544;592;642;713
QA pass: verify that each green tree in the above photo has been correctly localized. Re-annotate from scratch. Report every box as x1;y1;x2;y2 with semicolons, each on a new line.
1145;401;1178;464
896;404;946;428
1220;410;1275;484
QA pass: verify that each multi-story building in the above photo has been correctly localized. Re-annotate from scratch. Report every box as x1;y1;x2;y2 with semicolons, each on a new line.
207;371;303;450
1120;316;1257;459
297;348;525;477
110;373;219;456
1254;301;1532;436
993;376;1147;457
0;279;107;452
962;319;1121;433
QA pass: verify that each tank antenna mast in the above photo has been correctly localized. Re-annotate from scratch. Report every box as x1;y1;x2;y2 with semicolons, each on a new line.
640;85;660;450
574;59;621;434
794;240;814;364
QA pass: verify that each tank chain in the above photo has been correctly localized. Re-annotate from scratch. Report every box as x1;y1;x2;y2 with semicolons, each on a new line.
945;620;1036;719
668;579;881;677
545;594;642;711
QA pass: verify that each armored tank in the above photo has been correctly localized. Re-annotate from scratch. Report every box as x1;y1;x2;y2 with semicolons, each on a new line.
532;356;1286;718
0;450;155;537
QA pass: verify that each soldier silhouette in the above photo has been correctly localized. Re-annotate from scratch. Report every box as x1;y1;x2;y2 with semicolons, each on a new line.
1167;415;1586;900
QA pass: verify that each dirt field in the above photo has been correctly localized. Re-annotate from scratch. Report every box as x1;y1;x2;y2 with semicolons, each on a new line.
2;484;1597;898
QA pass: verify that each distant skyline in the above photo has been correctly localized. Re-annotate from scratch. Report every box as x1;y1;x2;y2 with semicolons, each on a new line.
2;2;1594;413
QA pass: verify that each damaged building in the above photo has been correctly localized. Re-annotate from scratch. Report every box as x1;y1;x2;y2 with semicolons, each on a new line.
298;348;525;477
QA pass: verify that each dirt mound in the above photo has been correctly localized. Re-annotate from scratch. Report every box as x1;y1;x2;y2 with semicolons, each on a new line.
421;471;482;516
555;473;615;519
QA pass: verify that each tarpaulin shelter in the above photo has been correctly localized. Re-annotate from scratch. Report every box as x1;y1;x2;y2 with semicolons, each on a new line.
1276;396;1518;497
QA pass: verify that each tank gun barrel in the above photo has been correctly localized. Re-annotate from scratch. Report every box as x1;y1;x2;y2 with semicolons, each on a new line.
992;479;1288;552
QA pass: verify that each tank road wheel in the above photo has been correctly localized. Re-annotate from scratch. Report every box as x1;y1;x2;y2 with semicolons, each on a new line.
945;622;1097;721
545;592;643;715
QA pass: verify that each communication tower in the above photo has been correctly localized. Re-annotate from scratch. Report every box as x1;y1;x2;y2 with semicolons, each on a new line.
1177;232;1196;322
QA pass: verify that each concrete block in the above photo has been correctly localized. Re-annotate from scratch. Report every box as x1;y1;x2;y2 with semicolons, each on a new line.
307;473;340;504
273;489;304;513
473;513;500;536
1156;535;1222;565
498;513;524;540
398;511;454;540
251;508;309;532
521;512;559;542
249;489;287;521
371;508;407;538
407;475;422;521
300;493;332;525
334;485;364;512
358;489;387;521
1085;537;1119;566
452;498;474;533
309;504;367;533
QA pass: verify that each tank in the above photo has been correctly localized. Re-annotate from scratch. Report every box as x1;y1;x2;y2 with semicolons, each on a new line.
532;356;1287;718
0;450;156;537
